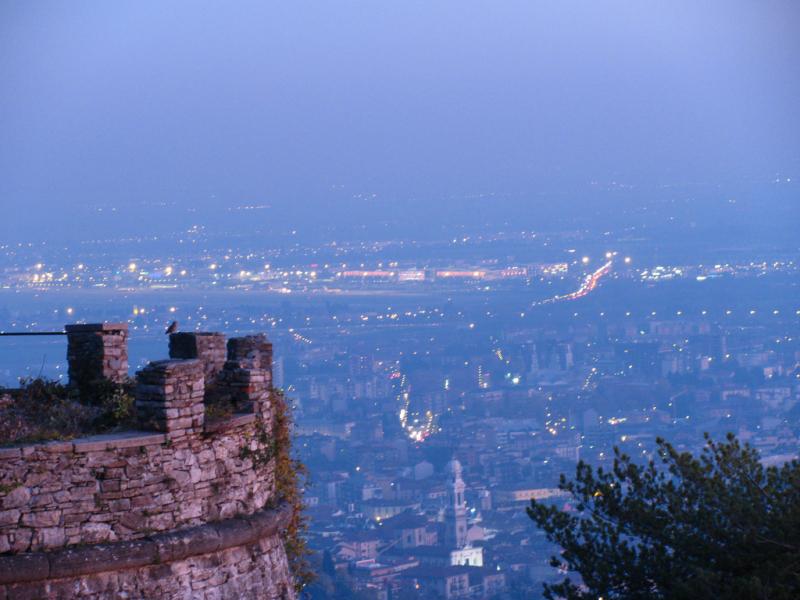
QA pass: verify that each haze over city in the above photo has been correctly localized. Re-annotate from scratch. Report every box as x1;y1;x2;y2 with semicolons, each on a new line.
2;1;799;242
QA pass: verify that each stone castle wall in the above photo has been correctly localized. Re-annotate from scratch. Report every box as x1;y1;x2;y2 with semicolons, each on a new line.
0;327;293;599
0;505;293;600
0;412;275;554
168;332;228;384
65;323;129;392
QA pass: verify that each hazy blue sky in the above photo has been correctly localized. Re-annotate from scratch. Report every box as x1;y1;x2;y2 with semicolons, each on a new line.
1;1;798;239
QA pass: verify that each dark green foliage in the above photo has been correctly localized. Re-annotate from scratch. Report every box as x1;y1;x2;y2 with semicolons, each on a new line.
85;378;137;431
321;549;336;578
0;377;136;445
203;381;238;423
304;551;374;600
239;416;278;467
253;389;314;593
527;433;800;600
204;398;236;423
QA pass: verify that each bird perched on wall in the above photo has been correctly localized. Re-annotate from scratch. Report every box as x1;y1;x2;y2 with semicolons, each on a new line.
165;320;178;335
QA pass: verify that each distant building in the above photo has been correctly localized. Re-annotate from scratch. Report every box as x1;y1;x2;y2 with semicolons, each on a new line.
413;460;434;480
362;499;422;521
400;565;505;599
336;532;381;561
492;484;568;506
378;511;437;548
401;565;471;599
444;459;468;548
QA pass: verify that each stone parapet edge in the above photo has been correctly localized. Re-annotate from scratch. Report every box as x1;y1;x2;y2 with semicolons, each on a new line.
64;323;128;333
0;413;258;458
0;503;291;585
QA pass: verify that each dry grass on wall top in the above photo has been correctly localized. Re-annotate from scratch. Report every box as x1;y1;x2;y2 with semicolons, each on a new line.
0;378;136;446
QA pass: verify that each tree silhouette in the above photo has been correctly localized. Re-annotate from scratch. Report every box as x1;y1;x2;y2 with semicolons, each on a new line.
322;549;336;578
527;433;800;599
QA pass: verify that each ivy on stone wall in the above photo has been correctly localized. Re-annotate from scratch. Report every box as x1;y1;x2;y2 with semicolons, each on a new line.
272;389;314;593
241;389;314;593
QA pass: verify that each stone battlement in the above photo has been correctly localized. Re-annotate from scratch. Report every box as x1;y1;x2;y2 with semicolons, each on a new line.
168;332;228;383
65;323;129;393
136;359;207;439
0;324;294;599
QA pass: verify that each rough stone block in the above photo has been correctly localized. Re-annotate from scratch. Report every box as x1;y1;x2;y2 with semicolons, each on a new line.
135;359;204;435
226;335;273;372
152;523;221;563
49;539;158;579
65;323;129;390
169;332;227;384
0;553;50;585
1;487;30;510
0;510;21;527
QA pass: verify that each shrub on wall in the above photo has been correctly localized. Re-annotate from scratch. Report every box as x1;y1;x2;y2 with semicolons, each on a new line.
0;377;136;445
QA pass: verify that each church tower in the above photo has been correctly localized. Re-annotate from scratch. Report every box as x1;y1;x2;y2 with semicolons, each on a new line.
444;458;468;548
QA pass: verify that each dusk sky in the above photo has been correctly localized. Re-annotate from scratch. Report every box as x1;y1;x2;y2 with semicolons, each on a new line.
1;1;798;239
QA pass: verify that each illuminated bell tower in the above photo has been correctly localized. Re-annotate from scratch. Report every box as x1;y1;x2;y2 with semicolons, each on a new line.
444;458;467;548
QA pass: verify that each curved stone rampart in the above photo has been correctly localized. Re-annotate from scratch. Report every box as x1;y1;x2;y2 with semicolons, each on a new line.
0;326;295;599
0;504;292;599
0;414;273;553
